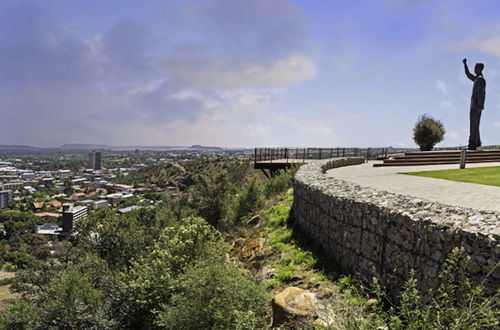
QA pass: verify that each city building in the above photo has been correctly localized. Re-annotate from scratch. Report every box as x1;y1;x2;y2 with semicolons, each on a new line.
55;169;72;178
70;192;86;201
45;200;63;209
80;200;94;207
105;193;123;207
21;172;36;180
88;151;102;170
0;181;23;191
31;201;45;210
92;200;110;210
36;223;63;235
0;190;13;209
61;203;88;233
118;205;142;214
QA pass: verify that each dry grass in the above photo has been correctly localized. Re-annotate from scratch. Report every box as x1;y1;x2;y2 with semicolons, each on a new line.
0;272;18;309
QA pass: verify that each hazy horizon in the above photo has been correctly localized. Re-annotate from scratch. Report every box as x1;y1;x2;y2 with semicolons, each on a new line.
2;0;500;148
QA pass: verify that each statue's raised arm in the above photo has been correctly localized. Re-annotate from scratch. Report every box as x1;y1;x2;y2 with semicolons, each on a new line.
463;58;475;82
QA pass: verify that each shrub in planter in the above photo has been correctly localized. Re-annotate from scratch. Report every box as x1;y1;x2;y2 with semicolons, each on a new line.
413;114;445;151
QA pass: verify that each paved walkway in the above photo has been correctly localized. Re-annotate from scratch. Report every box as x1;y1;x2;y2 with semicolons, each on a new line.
326;161;500;212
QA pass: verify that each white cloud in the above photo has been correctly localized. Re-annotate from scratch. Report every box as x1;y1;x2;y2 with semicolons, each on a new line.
446;130;459;140
440;100;454;110
436;79;455;110
162;54;317;88
447;32;500;56
493;121;500;128
436;79;448;95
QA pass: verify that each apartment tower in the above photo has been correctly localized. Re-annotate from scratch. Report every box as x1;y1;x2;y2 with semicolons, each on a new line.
88;151;102;170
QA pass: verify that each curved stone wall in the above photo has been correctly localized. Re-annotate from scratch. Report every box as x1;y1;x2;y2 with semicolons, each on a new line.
293;158;499;297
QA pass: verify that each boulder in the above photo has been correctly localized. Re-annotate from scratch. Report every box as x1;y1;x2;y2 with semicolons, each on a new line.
272;287;318;327
240;238;266;261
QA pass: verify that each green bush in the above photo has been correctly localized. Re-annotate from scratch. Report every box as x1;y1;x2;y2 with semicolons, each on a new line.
372;248;500;330
413;114;445;151
191;172;231;227
233;178;264;223
155;256;269;330
264;165;300;197
121;216;224;328
0;300;39;330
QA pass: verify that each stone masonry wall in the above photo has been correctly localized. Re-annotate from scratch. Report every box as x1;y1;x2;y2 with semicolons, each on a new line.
293;158;499;297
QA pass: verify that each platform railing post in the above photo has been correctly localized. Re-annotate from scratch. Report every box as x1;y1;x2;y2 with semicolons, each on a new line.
460;148;466;169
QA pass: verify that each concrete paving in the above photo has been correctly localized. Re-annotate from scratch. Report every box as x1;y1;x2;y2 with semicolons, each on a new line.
326;161;500;212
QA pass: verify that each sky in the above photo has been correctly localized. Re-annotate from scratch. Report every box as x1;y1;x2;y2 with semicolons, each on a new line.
1;0;500;148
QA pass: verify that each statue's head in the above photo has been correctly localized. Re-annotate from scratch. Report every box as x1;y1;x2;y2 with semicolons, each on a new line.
475;63;484;75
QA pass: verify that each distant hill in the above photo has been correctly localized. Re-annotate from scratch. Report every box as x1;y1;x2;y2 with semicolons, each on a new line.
190;145;223;150
61;144;224;151
1;143;248;151
60;144;110;150
0;145;42;150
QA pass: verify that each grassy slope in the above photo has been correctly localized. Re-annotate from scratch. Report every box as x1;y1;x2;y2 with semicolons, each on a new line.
244;189;499;329
401;166;500;187
233;190;380;329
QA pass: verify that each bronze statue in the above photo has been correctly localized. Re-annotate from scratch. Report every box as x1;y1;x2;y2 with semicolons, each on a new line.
463;58;486;150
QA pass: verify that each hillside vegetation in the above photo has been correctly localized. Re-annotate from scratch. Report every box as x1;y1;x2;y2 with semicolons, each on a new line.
116;156;259;190
0;158;498;329
0;159;293;329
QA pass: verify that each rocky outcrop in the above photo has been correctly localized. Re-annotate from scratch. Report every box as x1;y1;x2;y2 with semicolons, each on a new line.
271;287;318;327
293;158;499;298
231;237;273;270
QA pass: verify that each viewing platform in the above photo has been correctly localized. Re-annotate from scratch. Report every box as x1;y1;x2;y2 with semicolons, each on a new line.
254;147;389;177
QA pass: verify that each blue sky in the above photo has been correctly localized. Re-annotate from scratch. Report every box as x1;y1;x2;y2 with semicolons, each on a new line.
1;0;500;148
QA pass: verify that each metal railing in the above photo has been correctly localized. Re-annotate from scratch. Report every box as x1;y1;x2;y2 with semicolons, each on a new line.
253;146;494;165
254;147;395;164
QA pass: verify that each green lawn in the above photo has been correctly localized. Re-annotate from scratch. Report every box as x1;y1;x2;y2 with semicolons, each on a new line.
401;166;500;187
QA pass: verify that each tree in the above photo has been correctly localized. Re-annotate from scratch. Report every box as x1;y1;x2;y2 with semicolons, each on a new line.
413;114;445;151
233;178;264;223
155;257;269;330
191;172;231;227
120;216;223;328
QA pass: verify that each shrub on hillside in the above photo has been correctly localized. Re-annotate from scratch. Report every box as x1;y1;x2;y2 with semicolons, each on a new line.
264;165;300;198
191;172;231;227
155;256;269;329
413;114;445;151
372;248;499;329
233;179;264;223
